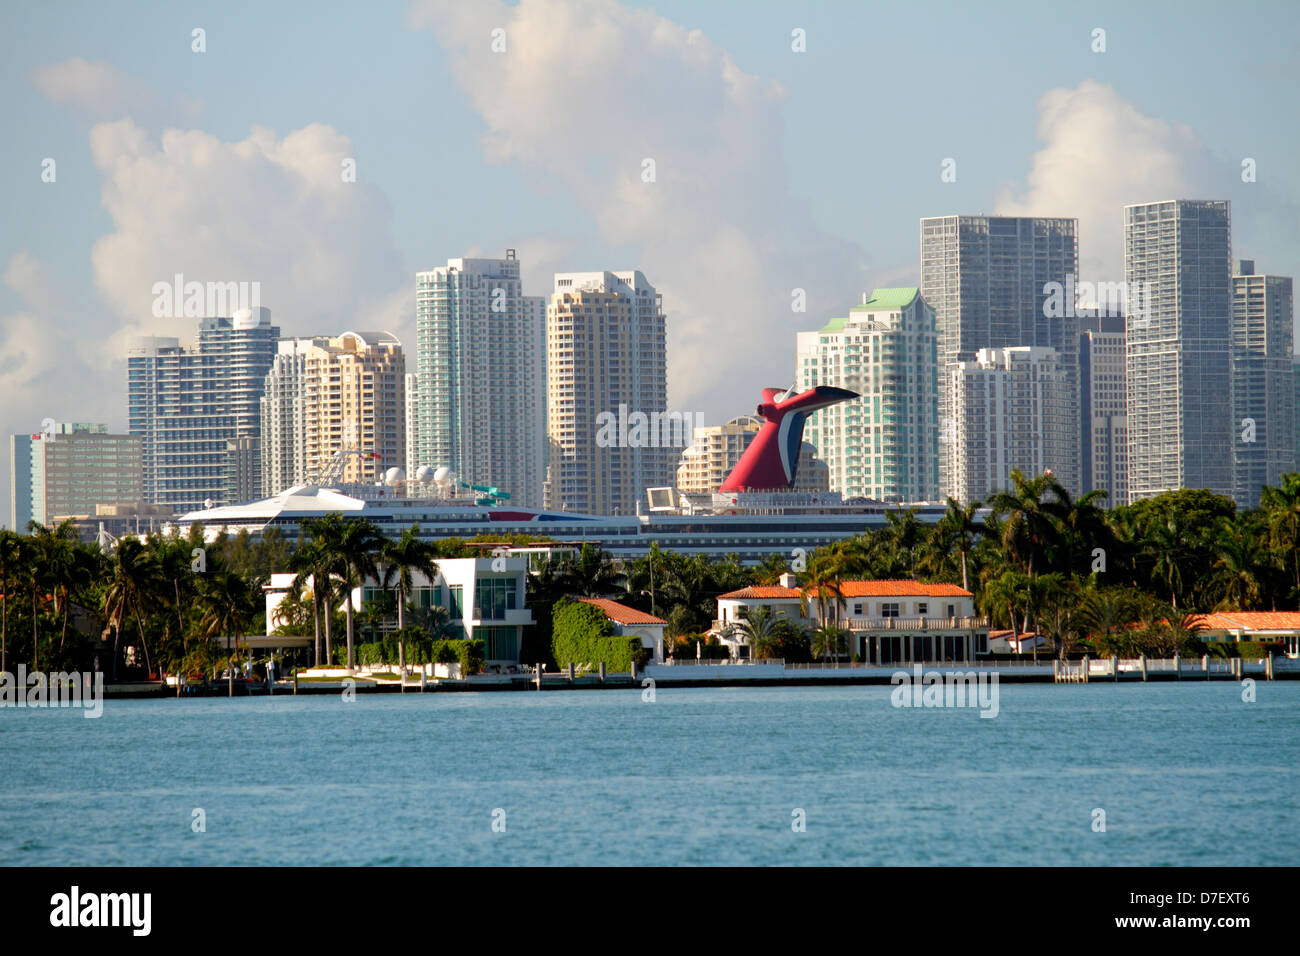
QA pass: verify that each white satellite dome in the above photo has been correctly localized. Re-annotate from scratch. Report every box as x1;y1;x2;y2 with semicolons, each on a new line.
384;467;406;486
415;465;435;482
433;466;451;482
203;498;214;510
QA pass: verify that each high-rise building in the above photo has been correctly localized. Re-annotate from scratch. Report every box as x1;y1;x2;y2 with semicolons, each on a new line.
946;347;1073;505
9;423;142;531
404;372;420;480
920;215;1080;496
1230;259;1294;508
302;332;405;486
128;307;279;512
796;287;939;502
545;270;672;515
1079;314;1128;506
1123;200;1232;501
413;252;546;507
261;333;406;491
260;337;326;495
675;417;829;496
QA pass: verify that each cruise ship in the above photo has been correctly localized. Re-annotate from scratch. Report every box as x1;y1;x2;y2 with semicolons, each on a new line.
174;385;949;562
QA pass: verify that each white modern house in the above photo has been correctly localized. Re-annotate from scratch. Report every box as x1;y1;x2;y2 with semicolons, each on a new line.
265;555;533;667
577;598;668;663
713;573;988;664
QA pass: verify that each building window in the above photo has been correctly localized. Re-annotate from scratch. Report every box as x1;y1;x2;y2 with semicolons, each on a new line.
881;603;900;618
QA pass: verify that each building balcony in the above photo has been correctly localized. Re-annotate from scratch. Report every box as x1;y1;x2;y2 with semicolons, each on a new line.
845;616;988;632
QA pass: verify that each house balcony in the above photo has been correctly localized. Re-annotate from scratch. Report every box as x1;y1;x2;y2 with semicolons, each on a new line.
845;616;988;632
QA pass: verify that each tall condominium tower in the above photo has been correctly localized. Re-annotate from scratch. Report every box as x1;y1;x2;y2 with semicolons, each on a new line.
1079;314;1128;506
128;307;279;512
261;333;406;492
1231;260;1294;508
303;332;406;485
545;270;671;515
260;337;327;495
675;416;829;496
946;347;1074;505
8;423;142;531
920;215;1079;496
1123;200;1232;501
796;287;939;502
413;252;546;507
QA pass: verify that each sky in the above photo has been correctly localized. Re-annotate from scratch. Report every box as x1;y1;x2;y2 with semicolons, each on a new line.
2;0;1298;524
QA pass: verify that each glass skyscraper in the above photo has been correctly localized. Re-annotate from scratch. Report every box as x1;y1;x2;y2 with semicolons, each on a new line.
920;215;1080;497
128;307;279;513
1123;200;1232;501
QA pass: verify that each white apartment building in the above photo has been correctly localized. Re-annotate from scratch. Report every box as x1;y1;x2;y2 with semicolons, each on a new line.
413;252;546;507
1231;259;1295;509
946;346;1074;504
1079;315;1128;506
797;287;939;502
1124;200;1233;501
261;333;406;491
545;270;672;515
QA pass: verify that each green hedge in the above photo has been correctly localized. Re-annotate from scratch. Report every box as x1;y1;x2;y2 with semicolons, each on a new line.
347;637;485;674
551;599;646;671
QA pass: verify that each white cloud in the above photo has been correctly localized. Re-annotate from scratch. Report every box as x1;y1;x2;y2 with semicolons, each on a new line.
995;79;1216;281
88;119;409;352
30;58;202;123
408;0;865;418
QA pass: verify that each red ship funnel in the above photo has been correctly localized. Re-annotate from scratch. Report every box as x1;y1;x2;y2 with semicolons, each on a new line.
718;385;857;492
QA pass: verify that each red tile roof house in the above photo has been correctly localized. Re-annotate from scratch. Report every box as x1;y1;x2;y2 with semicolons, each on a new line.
712;573;990;664
1183;612;1300;658
577;598;669;662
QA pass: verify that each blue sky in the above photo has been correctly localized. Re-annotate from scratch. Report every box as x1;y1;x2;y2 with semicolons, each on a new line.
2;0;1298;520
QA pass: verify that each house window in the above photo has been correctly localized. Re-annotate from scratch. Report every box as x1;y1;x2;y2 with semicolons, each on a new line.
917;603;929;616
947;604;957;617
853;603;863;615
881;603;900;618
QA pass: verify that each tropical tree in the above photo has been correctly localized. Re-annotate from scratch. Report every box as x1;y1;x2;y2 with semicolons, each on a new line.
329;519;385;670
102;536;161;679
811;625;849;664
931;497;983;590
379;526;439;681
195;569;261;670
1206;515;1269;611
0;529;18;671
1260;473;1300;596
734;606;781;659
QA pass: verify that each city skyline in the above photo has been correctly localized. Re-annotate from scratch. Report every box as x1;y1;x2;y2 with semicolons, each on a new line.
3;0;1298;517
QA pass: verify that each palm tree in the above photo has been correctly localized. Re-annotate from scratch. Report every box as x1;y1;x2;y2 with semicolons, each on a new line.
290;537;330;666
560;543;621;597
735;606;781;659
1074;584;1141;653
196;570;260;674
1045;485;1111;575
798;552;846;629
0;529;19;671
752;552;790;587
379;526;439;682
327;519;384;670
1207;515;1268;611
1261;473;1300;596
812;625;848;664
986;469;1059;580
933;497;983;591
102;537;161;679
